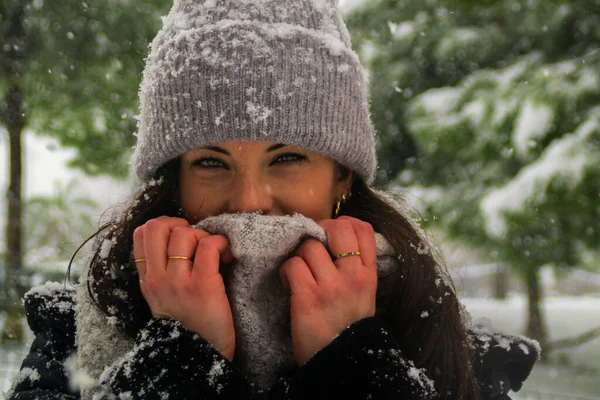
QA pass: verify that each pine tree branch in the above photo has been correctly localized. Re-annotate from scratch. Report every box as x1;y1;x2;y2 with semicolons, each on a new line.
574;48;600;67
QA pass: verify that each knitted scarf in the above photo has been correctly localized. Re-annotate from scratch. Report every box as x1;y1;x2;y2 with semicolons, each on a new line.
75;214;400;396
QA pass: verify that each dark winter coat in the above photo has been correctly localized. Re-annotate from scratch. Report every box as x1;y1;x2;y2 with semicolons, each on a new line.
9;213;539;399
7;286;538;400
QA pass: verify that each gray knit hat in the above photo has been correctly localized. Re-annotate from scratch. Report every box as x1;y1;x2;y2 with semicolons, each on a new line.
132;0;376;184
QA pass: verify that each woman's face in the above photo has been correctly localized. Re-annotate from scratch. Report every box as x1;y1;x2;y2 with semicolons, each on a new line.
179;141;352;223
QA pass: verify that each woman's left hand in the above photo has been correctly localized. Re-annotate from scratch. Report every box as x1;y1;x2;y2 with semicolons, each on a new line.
279;216;378;366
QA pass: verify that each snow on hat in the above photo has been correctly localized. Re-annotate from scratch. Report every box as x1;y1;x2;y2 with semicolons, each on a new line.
132;0;376;183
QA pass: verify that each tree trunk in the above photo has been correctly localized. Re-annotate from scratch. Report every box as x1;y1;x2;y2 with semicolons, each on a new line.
525;268;548;359
493;264;509;300
1;1;28;343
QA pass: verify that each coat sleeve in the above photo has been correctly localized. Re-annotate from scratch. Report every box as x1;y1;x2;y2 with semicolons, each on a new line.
98;318;257;399
269;317;437;400
470;326;540;400
7;285;80;400
8;285;259;400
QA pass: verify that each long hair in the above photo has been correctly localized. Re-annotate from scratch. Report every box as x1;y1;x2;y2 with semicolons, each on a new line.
70;159;479;400
342;178;480;399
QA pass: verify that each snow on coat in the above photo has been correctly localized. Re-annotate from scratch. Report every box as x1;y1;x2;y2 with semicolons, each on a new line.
6;214;539;399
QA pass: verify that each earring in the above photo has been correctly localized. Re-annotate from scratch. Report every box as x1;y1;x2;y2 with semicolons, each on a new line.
334;193;351;218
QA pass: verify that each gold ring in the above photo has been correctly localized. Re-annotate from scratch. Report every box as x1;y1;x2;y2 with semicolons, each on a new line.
134;258;146;263
335;251;361;259
168;256;192;261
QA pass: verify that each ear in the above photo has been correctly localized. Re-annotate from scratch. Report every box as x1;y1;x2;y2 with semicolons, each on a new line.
334;164;353;194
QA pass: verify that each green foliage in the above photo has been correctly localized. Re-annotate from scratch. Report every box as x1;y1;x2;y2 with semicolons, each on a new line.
1;0;170;177
349;0;600;276
347;0;600;183
405;56;599;274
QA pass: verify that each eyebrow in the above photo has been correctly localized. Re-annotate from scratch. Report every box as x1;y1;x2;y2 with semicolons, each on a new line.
202;143;287;155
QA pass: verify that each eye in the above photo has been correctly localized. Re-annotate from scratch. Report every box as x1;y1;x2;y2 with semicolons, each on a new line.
191;157;228;170
271;152;307;165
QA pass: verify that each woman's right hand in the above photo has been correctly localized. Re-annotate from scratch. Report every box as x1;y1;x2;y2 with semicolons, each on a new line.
133;216;236;361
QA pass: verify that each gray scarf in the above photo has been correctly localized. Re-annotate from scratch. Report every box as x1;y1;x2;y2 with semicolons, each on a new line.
75;214;400;397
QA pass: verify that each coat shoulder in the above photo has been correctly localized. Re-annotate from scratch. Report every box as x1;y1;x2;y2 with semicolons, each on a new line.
470;324;540;398
6;283;80;399
23;282;77;342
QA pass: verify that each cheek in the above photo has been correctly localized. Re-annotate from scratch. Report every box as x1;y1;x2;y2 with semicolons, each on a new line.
179;182;200;220
179;176;224;221
281;182;334;220
286;167;337;219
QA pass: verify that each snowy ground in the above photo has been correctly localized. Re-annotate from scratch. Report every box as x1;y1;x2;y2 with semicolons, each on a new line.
463;295;600;399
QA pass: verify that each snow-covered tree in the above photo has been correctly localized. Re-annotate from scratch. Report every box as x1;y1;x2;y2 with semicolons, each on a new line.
25;179;98;265
347;0;600;347
0;0;169;342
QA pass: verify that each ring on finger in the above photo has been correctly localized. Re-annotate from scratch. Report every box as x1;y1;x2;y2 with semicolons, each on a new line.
335;251;361;260
134;258;146;263
168;255;193;261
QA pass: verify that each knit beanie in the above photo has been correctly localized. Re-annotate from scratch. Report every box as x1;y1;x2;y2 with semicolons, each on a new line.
132;0;376;184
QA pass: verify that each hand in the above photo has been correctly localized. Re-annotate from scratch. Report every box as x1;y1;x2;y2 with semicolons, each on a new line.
133;216;236;361
279;216;378;366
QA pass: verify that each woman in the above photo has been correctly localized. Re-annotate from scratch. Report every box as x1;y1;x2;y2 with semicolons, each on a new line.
8;0;538;399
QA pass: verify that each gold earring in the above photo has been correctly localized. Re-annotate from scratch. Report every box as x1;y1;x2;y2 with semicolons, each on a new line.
334;193;349;218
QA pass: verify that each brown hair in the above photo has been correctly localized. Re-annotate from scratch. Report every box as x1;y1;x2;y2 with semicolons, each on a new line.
71;159;479;400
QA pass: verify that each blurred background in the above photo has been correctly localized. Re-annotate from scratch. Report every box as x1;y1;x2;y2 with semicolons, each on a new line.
1;0;599;398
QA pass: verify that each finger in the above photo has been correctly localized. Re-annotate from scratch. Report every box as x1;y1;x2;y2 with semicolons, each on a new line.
337;216;377;269
280;256;317;294
221;246;234;265
144;217;190;275
166;227;211;279
319;219;361;270
280;266;291;292
133;225;146;281
295;239;337;284
190;235;230;282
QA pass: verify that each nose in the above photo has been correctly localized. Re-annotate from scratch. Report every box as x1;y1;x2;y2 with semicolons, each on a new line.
228;175;274;215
